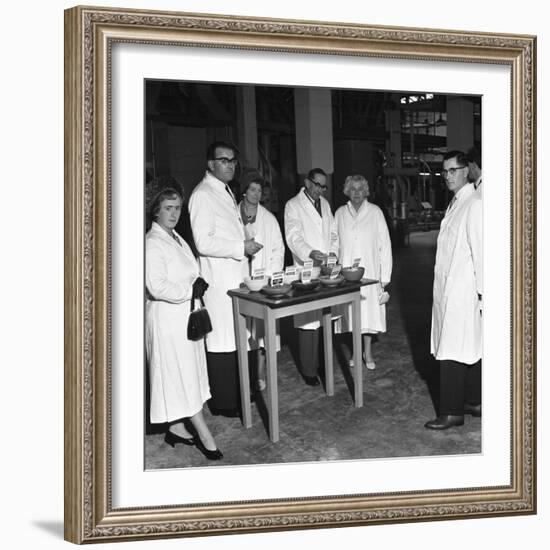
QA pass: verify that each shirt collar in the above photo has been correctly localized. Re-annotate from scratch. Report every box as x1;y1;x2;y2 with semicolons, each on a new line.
303;187;319;205
454;182;475;200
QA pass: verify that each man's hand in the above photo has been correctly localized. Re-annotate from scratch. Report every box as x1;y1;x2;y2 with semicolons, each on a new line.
309;249;327;266
244;239;263;256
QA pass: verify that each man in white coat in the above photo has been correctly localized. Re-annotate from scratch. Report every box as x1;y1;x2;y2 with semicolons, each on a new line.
284;168;339;386
425;150;482;430
189;141;263;417
467;146;482;193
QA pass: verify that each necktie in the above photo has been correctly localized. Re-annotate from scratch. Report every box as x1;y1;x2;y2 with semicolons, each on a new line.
172;232;181;246
225;184;235;202
314;200;322;217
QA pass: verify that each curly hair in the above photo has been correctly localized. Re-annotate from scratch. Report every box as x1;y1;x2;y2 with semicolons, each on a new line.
342;174;369;197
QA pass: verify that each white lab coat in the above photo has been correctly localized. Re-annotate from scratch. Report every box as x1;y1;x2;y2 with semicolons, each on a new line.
145;222;211;423
240;202;285;276
284;188;339;330
189;171;247;352
334;200;393;333
431;183;482;363
475;177;482;196
240;202;285;349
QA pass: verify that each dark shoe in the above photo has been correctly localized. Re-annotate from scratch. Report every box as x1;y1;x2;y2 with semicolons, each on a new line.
196;440;223;461
424;415;465;430
464;403;482;417
304;375;320;387
164;430;195;447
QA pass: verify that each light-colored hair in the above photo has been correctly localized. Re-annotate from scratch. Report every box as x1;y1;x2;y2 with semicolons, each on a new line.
343;174;369;198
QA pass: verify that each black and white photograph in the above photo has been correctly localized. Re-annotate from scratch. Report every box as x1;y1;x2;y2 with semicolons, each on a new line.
59;3;538;545
143;80;483;469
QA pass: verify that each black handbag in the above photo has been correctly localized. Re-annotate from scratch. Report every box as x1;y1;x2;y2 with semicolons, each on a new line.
187;296;212;341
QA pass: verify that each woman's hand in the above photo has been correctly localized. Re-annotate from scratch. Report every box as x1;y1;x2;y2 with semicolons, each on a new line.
192;277;209;300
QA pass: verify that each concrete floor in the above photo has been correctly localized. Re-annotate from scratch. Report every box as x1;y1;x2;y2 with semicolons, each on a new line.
145;230;481;470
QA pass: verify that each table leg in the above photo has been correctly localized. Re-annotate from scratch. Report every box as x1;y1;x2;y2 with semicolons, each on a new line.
232;297;252;428
322;308;334;396
264;309;279;442
351;294;363;407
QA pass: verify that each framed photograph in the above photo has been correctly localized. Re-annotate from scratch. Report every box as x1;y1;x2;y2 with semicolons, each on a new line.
64;5;536;544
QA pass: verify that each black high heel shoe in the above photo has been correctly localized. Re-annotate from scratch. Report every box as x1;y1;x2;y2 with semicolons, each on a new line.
195;440;223;460
164;430;195;447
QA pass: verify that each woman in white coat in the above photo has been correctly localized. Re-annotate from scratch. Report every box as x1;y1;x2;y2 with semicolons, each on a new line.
146;186;222;460
238;169;285;390
335;174;392;370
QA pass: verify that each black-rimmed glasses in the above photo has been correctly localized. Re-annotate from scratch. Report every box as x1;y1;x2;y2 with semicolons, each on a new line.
307;177;328;190
213;157;239;167
441;166;467;177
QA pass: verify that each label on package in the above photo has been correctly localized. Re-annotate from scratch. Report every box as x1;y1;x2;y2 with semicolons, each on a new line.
301;268;313;283
270;271;284;286
330;265;342;279
352;257;361;268
303;259;314;270
284;266;297;277
327;256;337;267
251;268;266;281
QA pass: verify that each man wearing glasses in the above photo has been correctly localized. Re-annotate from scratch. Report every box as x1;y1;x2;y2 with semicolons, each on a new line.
284;168;339;386
189;141;263;417
425;150;482;430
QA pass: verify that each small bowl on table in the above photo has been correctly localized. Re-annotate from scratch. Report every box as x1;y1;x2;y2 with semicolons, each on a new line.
291;279;320;292
341;266;365;282
319;275;345;287
260;283;292;298
244;277;267;292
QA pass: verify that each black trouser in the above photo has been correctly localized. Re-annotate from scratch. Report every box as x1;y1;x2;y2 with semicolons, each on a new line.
205;351;239;412
439;359;482;415
298;328;321;377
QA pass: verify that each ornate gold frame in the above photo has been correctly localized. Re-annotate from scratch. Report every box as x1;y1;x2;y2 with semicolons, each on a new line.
64;5;537;544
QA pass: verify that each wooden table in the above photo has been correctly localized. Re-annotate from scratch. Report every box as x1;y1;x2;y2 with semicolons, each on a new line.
228;278;377;442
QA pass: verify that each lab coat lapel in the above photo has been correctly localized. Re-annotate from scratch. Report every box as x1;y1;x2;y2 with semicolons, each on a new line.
204;172;243;225
151;222;192;259
441;184;474;229
298;188;322;229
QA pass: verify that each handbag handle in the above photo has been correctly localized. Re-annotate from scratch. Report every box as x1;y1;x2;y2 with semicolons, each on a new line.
189;295;206;313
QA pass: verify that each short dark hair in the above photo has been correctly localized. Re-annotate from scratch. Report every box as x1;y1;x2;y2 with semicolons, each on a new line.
443;150;468;167
206;141;239;161
307;168;327;181
149;187;183;220
466;146;482;168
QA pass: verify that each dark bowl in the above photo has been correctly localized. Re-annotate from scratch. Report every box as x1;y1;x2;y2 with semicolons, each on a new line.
341;266;365;281
291;279;320;292
319;275;345;287
260;283;292;297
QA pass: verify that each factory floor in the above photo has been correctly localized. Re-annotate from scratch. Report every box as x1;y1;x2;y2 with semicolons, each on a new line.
145;230;481;470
